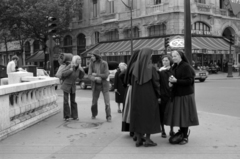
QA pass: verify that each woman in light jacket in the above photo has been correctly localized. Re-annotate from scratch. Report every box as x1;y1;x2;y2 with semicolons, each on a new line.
61;55;85;121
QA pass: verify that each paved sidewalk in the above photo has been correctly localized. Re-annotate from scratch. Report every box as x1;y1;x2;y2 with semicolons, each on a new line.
0;90;240;159
207;72;240;80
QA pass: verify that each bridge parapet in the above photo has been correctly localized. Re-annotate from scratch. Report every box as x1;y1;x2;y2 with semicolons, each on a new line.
0;75;59;141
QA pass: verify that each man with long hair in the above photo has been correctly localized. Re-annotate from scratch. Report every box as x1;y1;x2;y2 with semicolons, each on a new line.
88;49;111;122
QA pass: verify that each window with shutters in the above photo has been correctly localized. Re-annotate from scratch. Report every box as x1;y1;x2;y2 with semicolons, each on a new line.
149;24;166;37
195;0;206;4
192;22;210;35
93;0;98;18
106;29;119;41
155;0;161;5
109;1;114;13
95;32;100;44
124;27;139;39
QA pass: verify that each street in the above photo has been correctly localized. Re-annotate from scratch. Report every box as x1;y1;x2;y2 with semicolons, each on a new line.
0;78;240;159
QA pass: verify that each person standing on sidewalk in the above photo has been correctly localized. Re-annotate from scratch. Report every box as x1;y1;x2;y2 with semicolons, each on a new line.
130;48;161;147
114;62;127;113
158;55;175;138
88;49;112;122
122;50;140;138
61;55;85;121
165;50;199;145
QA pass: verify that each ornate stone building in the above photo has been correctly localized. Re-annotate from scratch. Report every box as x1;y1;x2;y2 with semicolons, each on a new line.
61;0;240;67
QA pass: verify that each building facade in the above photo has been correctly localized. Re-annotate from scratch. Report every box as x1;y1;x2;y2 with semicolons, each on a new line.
61;0;240;68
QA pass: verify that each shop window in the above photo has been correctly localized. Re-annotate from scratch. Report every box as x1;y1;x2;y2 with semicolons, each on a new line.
195;0;206;4
106;29;119;41
124;27;139;39
93;0;98;18
155;0;161;5
149;24;166;37
192;22;210;35
95;32;100;44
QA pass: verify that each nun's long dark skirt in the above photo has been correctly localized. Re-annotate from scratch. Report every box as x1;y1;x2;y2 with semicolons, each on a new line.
164;94;199;127
130;81;161;134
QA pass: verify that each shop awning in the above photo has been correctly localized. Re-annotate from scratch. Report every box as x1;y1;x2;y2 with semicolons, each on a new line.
82;38;165;56
26;50;45;62
82;36;232;57
192;37;233;54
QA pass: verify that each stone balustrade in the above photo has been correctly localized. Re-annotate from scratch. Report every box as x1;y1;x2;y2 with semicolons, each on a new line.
0;77;60;141
118;9;141;20
146;3;169;15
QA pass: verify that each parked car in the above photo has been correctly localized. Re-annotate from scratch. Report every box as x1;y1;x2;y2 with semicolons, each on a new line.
194;68;208;82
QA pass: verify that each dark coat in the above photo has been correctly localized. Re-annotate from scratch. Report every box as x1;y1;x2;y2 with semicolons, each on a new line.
88;59;110;92
114;69;126;103
130;67;161;134
158;68;173;98
171;61;195;97
61;66;85;93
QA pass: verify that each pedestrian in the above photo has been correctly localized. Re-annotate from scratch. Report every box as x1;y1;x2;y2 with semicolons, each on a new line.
61;55;85;121
158;55;175;138
114;62;127;113
165;50;199;145
122;50;140;138
88;49;112;122
130;48;161;147
7;55;19;75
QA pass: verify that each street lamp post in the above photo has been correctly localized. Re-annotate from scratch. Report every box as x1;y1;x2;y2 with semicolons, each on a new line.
108;0;133;56
184;0;192;65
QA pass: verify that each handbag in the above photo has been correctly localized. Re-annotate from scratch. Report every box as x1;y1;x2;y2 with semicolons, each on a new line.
169;130;183;144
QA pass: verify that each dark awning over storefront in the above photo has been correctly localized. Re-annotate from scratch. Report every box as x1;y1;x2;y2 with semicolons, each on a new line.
82;38;165;56
192;37;233;54
26;50;45;62
82;36;232;57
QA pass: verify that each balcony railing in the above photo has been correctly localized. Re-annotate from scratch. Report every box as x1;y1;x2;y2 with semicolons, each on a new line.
212;8;228;16
102;13;118;21
118;9;141;20
196;3;211;13
146;4;167;15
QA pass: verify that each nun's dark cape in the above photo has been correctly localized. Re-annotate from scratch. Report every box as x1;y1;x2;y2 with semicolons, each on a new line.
130;48;161;134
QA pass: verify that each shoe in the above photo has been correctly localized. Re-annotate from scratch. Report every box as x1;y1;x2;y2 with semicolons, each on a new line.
144;140;157;147
136;140;144;147
72;118;79;121
169;131;175;137
92;116;96;119
133;136;137;141
107;116;111;122
64;117;70;121
161;132;167;138
118;110;122;113
129;132;134;137
179;138;188;145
